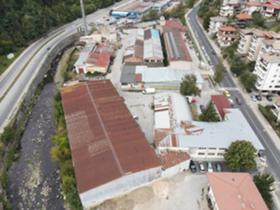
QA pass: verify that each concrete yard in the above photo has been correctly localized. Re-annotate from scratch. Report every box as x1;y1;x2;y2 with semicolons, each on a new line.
94;172;209;210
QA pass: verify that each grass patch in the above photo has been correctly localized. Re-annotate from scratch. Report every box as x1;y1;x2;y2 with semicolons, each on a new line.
0;48;24;75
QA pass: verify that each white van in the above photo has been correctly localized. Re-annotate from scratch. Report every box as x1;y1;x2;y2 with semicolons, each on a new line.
142;88;156;94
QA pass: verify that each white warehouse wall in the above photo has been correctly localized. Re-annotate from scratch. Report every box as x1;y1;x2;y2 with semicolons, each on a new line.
80;166;162;209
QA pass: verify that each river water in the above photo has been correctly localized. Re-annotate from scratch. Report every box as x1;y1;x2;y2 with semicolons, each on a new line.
7;83;64;210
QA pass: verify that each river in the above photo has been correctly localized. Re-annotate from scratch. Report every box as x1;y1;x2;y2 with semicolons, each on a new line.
7;82;64;210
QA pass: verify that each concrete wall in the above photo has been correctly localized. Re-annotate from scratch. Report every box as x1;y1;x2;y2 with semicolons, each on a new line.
161;159;190;177
80;166;162;209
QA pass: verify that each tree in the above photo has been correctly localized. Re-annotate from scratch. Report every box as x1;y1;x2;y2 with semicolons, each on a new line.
240;71;257;92
230;56;247;76
180;74;201;96
251;11;265;28
254;173;275;209
199;102;220;122
142;10;159;21
224;140;257;171
222;41;239;61
214;62;225;84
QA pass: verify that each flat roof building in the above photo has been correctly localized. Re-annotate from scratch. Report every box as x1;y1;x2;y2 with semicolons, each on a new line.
120;65;203;91
61;80;161;208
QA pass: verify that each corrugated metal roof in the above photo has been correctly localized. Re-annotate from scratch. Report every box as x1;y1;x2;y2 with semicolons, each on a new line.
61;80;161;193
163;29;192;62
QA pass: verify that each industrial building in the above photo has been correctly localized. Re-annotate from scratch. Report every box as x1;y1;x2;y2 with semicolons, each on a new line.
123;29;164;66
60;80;161;209
120;65;203;91
154;93;264;161
207;173;268;210
163;26;192;70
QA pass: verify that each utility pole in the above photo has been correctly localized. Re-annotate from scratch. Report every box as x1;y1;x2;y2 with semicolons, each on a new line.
79;0;88;35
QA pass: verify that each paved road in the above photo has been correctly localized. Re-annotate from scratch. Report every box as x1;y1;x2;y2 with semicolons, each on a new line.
0;1;127;132
188;6;280;181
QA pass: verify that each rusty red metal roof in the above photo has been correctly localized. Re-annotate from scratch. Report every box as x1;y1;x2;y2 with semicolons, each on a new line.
211;95;231;119
61;80;161;193
164;19;186;32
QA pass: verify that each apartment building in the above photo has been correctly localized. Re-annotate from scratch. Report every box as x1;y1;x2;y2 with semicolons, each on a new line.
219;0;243;17
254;52;280;91
243;1;263;15
217;26;239;47
237;29;280;60
208;16;228;36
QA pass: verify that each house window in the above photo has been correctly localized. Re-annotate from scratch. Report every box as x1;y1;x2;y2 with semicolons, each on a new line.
208;153;215;156
199;147;206;150
209;148;216;150
217;153;224;156
198;152;205;156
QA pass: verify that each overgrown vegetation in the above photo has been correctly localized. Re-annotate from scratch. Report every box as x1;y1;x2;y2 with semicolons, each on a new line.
51;93;82;210
224;140;257;172
199;102;220;122
222;42;257;92
0;0;120;74
142;10;160;22
258;104;280;138
180;74;201;96
163;3;187;25
214;61;225;84
198;0;222;30
249;11;265;28
254;173;275;210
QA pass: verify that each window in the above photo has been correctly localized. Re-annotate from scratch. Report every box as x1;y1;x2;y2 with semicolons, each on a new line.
219;148;226;151
209;148;216;150
217;153;224;156
269;85;272;88
271;80;275;83
208;153;215;156
199;147;206;150
198;152;205;156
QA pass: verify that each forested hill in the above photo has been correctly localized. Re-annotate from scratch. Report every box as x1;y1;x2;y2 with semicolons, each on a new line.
0;0;119;55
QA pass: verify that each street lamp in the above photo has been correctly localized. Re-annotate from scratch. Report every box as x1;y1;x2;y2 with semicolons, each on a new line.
79;0;88;35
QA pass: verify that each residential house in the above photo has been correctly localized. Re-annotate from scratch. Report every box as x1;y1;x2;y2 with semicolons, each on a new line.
235;12;252;28
220;0;243;17
208;16;228;36
243;1;263;15
262;0;280;18
217;26;239;47
74;43;113;74
207;173;269;210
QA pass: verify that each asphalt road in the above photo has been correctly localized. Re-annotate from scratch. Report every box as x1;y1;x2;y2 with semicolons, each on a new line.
0;1;128;132
188;6;280;181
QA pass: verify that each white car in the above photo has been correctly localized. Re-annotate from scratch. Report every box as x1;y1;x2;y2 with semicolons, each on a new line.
251;95;257;102
208;162;213;172
199;163;206;173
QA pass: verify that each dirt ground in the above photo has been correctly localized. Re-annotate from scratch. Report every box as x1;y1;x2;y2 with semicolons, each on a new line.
93;172;209;210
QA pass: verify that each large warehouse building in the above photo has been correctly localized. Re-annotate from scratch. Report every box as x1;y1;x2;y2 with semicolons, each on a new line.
60;80;161;209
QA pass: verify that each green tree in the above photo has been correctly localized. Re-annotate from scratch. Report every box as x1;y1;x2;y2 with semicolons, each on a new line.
254;173;275;209
240;71;257;92
199;102;220;122
224;140;257;171
251;11;265;28
230;56;247;76
222;41;239;61
214;62;225;84
142;10;159;21
180;74;201;96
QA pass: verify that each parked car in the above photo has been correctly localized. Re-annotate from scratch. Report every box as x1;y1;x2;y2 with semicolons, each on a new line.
216;163;222;172
256;94;262;101
200;104;205;112
235;96;242;105
223;90;231;98
199;162;206;173
266;95;273;102
208;162;213;172
251;95;257;102
190;164;197;173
